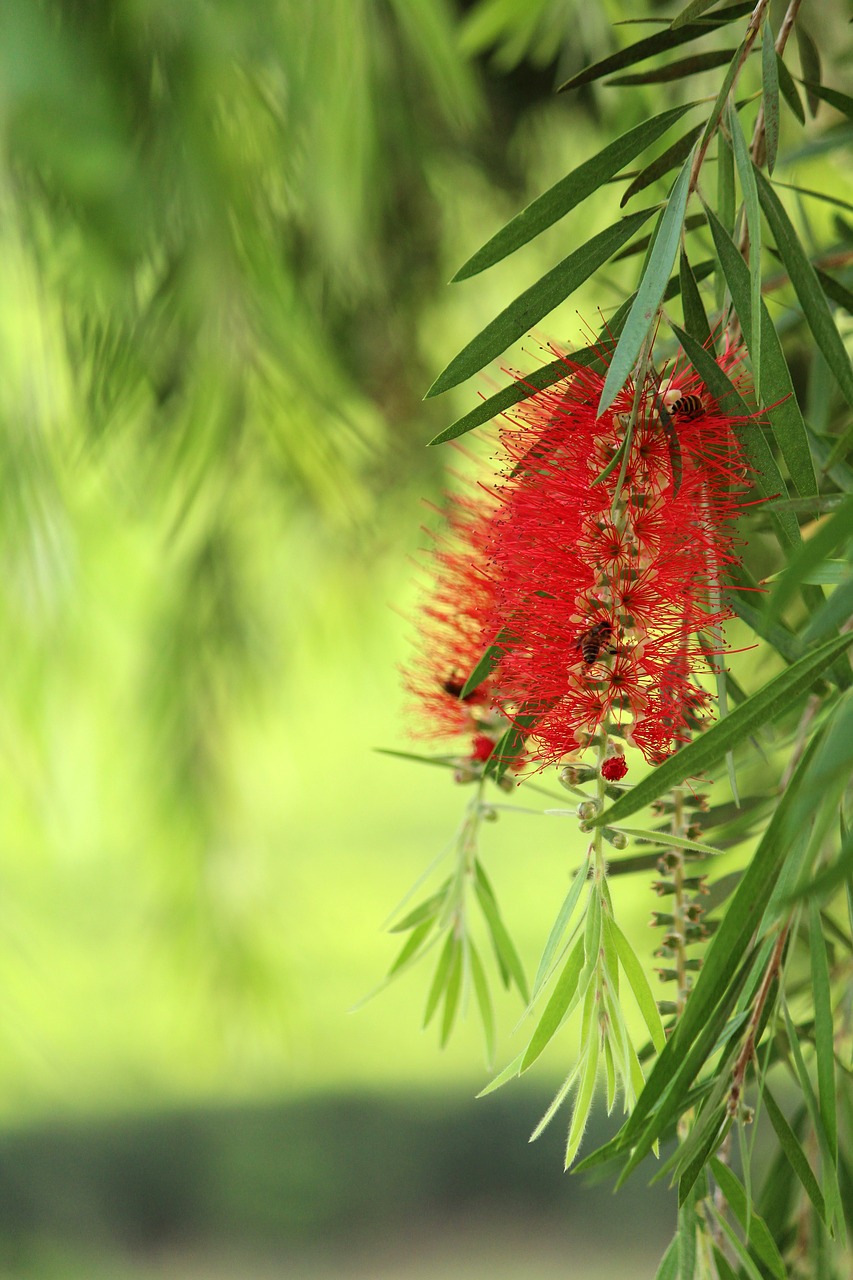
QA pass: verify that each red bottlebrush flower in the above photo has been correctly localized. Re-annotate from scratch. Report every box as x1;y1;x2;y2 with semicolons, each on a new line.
403;483;506;747
480;340;754;766
601;754;628;781
471;734;496;763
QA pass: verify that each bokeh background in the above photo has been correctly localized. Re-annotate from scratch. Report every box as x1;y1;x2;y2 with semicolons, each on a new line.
0;1;851;1276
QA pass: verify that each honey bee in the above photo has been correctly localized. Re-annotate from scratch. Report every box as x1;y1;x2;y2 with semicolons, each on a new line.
667;393;705;421
576;619;615;665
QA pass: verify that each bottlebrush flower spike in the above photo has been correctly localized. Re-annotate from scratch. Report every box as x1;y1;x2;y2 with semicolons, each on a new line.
483;342;754;766
404;484;507;757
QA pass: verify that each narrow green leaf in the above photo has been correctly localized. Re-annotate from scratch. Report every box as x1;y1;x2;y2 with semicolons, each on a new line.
809;898;838;1162
786;824;853;904
783;1003;845;1238
671;0;729;26
754;168;853;411
677;1193;697;1280
712;1246;739;1280
699;41;746;155
608;917;666;1052
763;1087;826;1221
557;3;753;92
704;201;818;496
375;747;457;770
591;634;853;831
440;939;463;1046
728;103;762;392
607;49;737;86
795;27;822;116
532;859;591;998
424;933;455;1027
427;300;633;446
475;863;529;1001
469;940;496;1065
668;324;801;549
761;25;780;173
427;208;655;398
716;128;735;308
598;156;694;415
460;628;514;699
799;80;853;121
565;1034;599;1167
485;707;539;781
614;212;706;261
453;107;695;280
655;1237;679;1280
710;1203;770;1280
776;53;805;124
476;1049;525;1098
530;1064;582;1142
621;123;704;207
390;887;447;933
679;250;712;348
388;918;436;976
817;267;853;316
711;1159;787;1280
522;933;586;1072
612;828;723;857
766;490;853;622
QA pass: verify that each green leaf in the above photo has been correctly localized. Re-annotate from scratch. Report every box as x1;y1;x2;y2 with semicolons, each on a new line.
809;898;838;1163
424;933;455;1027
427;301;634;446
427;208;655;398
668;324;801;550
375;747;457;770
728;103;762;392
476;1049;525;1098
654;1236;679;1280
763;1087;826;1220
453;106;696;281
390;886;447;933
557;3;753;92
799;80;853;121
817;267;853;316
712;1247;739;1280
440;939;463;1046
598;156;694;415
621;122;704;208
799;576;853;644
698;41;746;155
460;627;514;699
614;213;706;261
704;201;818;497
565;1033;599;1167
679;250;712;348
776;52;805;124
485;707;539;781
591;634;853;833
766;490;853;622
521;933;586;1072
782;1003;845;1238
710;1203;770;1280
795;27;822;116
785;824;853;904
761;25;780;173
607;48;737;86
677;1193;697;1280
611;828;723;858
754;168;853;412
532;858;591;998
670;0;729;26
469;939;496;1065
608;917;666;1052
475;862;529;1001
710;1159;787;1280
716;128;735;307
388;918;436;976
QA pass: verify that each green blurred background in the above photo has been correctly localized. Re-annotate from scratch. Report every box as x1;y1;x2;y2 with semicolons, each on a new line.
0;0;850;1275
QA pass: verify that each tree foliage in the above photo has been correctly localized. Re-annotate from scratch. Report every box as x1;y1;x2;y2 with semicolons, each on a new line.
388;2;853;1275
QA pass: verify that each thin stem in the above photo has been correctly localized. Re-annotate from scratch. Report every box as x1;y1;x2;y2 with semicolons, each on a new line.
727;922;790;1115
